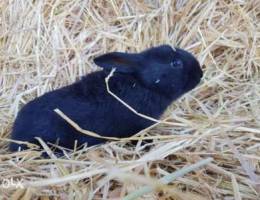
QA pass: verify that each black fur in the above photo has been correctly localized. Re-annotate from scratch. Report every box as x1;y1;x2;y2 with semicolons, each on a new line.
10;45;203;151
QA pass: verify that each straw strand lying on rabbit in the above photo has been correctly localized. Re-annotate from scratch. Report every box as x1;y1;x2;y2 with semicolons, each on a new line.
10;45;203;151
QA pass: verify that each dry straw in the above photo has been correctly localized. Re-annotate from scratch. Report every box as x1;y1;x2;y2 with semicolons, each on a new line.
0;0;260;199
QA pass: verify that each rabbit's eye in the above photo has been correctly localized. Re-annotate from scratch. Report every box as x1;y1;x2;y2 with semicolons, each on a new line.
170;59;183;68
155;79;160;84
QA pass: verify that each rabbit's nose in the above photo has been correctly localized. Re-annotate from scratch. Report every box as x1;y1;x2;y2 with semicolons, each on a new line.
198;68;203;78
200;70;203;78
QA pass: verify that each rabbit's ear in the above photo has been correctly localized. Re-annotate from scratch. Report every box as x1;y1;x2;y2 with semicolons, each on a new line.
94;52;141;73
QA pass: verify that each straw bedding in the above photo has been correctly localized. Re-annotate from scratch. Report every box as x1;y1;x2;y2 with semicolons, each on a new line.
0;0;259;199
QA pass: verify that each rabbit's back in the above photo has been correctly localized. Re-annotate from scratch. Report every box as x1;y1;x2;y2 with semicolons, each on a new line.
10;71;170;150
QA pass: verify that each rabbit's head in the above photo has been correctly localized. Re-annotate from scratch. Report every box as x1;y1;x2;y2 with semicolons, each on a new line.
94;45;203;99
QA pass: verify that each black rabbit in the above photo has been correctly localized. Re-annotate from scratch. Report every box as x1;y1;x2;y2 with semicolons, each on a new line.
10;45;203;151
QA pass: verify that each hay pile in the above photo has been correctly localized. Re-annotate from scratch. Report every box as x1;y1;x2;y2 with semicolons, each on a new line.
0;0;259;199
